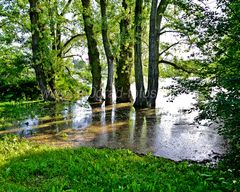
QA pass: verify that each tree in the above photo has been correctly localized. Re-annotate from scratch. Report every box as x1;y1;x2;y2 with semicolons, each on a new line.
81;0;103;102
202;0;240;172
133;0;147;107
100;0;114;105
47;0;87;99
115;0;134;103
146;0;169;108
166;0;240;173
28;0;56;101
0;0;92;101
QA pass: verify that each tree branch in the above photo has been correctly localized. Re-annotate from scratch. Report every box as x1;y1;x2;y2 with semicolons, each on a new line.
63;26;74;32
65;66;74;78
159;59;193;73
62;33;85;52
159;30;181;36
63;45;74;56
159;41;181;56
223;0;240;23
159;26;167;32
63;54;82;58
157;0;169;16
60;0;73;16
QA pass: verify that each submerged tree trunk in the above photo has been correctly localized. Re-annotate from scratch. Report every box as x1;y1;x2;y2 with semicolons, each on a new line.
146;0;168;108
133;0;147;108
115;0;133;103
81;0;103;102
29;0;55;101
100;0;114;105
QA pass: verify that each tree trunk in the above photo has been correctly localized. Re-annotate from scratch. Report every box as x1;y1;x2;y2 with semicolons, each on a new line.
146;0;158;108
146;0;168;108
47;2;58;98
100;0;114;105
115;0;133;103
133;0;147;108
29;0;55;101
81;0;103;102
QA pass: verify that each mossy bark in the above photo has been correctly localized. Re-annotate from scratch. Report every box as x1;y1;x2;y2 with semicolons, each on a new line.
48;3;62;99
29;0;55;101
81;0;103;102
115;0;133;103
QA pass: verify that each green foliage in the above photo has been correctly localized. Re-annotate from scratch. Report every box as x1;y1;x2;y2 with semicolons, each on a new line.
0;137;239;191
0;45;39;101
52;57;90;100
202;0;240;172
167;0;240;174
0;80;41;102
0;0;92;101
0;0;40;101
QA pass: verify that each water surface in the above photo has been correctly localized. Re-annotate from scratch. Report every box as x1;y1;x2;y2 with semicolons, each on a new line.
0;79;226;161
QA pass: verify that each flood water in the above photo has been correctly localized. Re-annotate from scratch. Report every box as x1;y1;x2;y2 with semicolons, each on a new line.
0;79;226;162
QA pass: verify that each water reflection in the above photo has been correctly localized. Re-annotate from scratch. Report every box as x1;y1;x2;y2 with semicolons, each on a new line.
0;79;226;161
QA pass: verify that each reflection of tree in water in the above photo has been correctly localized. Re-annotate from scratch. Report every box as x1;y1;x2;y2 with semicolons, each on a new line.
89;102;105;124
87;103;162;152
145;109;160;141
12;101;163;151
8;101;225;161
88;103;132;147
128;109;145;148
38;102;72;134
130;109;161;152
17;102;72;138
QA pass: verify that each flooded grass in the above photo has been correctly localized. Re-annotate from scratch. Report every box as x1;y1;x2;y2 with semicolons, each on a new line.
0;135;239;192
0;101;50;128
0;80;228;162
0;100;74;131
0;98;237;191
0;97;226;162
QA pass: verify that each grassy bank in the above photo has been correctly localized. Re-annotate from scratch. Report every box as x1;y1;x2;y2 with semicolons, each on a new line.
0;135;239;192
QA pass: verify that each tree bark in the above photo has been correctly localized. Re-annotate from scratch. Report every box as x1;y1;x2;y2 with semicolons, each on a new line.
146;0;168;108
133;0;147;108
115;0;133;103
146;0;158;108
29;0;55;101
100;0;114;105
81;0;103;102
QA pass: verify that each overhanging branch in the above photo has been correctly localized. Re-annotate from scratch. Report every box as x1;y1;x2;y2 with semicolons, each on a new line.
159;30;181;36
63;54;82;58
159;41;181;56
159;59;194;73
62;33;85;52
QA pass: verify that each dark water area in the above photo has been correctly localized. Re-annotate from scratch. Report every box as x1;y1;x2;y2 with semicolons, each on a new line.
0;79;226;162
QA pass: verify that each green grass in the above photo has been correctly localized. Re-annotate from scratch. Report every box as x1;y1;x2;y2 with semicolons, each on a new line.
0;135;239;192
